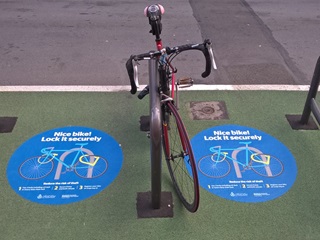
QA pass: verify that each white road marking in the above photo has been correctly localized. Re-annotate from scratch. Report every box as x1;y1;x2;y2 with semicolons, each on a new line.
0;84;310;92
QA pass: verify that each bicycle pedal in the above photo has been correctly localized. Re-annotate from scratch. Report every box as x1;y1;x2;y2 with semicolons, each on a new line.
139;115;150;132
138;85;149;99
177;77;193;88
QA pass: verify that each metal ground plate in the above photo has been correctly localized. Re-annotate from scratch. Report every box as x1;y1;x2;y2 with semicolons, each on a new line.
0;117;18;133
188;101;229;120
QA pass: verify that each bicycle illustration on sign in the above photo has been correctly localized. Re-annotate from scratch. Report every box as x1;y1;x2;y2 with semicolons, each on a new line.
197;141;284;178
19;143;108;180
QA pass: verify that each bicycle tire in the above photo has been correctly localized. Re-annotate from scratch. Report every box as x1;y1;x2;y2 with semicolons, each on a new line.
19;156;54;180
163;101;199;212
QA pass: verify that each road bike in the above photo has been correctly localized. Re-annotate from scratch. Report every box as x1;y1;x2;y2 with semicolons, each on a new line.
126;4;216;212
19;143;108;180
198;141;284;178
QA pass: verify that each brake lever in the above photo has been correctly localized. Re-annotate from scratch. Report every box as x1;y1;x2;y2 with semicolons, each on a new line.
206;42;217;70
133;59;140;88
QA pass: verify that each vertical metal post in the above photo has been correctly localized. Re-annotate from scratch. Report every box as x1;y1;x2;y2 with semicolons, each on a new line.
149;58;162;209
300;56;320;124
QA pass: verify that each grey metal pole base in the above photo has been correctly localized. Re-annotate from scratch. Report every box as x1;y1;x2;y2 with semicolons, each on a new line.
136;191;173;218
286;114;318;130
0;117;18;133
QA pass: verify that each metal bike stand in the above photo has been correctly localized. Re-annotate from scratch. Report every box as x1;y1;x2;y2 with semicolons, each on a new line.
149;58;162;209
136;58;173;218
286;56;320;130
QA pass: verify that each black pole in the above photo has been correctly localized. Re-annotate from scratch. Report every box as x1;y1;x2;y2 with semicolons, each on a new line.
300;56;320;124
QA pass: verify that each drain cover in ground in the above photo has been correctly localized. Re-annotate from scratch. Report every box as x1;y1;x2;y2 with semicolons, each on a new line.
188;101;228;120
0;117;18;133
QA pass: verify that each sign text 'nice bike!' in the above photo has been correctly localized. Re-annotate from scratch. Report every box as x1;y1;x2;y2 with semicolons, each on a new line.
204;130;262;141
41;131;102;142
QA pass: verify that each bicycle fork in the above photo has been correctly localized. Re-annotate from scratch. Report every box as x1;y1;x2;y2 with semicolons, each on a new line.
162;105;188;163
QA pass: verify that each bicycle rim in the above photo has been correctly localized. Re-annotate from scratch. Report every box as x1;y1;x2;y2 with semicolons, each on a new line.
163;101;199;212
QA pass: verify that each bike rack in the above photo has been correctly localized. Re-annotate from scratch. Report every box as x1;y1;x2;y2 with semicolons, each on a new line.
149;58;162;209
136;59;173;218
287;56;320;130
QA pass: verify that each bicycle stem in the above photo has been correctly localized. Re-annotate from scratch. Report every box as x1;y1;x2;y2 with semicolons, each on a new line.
156;39;163;51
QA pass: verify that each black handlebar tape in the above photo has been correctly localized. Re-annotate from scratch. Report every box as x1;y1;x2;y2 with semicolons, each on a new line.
125;55;137;94
201;45;211;78
173;42;211;78
126;40;213;94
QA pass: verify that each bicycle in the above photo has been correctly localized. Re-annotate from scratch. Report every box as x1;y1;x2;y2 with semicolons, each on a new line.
198;141;284;178
19;143;108;180
125;4;216;212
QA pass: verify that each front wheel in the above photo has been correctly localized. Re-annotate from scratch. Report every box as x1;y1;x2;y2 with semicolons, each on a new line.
250;154;284;177
75;155;108;178
163;101;199;212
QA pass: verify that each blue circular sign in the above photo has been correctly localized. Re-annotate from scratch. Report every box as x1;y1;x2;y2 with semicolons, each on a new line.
7;126;123;205
191;124;297;203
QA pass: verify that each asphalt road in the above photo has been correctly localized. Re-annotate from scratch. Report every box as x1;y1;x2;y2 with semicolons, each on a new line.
1;0;319;86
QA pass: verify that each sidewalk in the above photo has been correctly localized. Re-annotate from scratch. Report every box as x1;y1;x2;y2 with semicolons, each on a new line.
0;90;319;240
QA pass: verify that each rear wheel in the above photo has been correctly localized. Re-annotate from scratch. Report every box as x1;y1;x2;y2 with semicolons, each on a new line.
19;156;54;180
163;101;199;212
198;154;231;178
